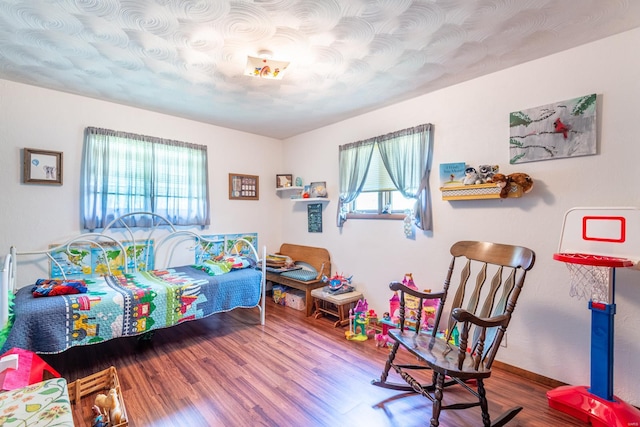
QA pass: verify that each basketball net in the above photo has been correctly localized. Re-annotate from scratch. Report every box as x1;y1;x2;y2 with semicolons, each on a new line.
564;262;611;303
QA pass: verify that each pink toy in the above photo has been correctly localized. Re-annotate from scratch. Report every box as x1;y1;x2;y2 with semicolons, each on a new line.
375;333;389;347
372;311;393;349
353;298;368;313
402;273;417;289
389;292;400;322
422;289;439;330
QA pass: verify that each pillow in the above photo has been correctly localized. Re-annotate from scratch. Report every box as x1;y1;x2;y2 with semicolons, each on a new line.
31;278;88;298
222;255;255;270
280;261;318;282
193;259;232;276
280;269;318;281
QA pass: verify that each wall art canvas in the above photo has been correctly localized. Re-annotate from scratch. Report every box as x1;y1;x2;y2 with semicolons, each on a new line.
196;233;258;263
50;240;154;278
509;93;597;164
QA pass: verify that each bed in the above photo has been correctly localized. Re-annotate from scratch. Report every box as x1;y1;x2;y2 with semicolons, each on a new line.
0;212;266;354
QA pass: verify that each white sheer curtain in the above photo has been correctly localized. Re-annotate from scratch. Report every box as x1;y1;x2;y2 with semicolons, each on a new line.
378;123;433;231
337;124;433;230
81;127;210;230
337;140;375;227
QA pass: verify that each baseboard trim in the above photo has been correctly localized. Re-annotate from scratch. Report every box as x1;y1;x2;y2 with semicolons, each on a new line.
493;360;567;389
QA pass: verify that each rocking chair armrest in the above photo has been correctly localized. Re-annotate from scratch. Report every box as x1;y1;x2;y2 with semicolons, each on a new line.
451;308;509;328
389;281;444;300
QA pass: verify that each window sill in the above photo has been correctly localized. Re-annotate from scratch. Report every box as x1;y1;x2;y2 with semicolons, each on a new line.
346;213;405;220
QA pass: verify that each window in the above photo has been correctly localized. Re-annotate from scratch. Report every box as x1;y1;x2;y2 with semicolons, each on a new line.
81;127;209;230
350;145;416;216
337;124;433;230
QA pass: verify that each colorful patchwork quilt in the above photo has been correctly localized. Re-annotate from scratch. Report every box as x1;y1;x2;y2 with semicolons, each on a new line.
2;266;262;354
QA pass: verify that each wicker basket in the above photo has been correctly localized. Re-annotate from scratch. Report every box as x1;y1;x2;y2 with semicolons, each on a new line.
67;366;128;427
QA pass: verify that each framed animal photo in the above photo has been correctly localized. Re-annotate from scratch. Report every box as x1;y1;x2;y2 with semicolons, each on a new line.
23;148;63;185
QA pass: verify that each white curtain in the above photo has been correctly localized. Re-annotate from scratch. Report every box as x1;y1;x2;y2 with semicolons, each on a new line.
378;123;433;231
337;124;433;230
337;140;375;227
81;127;210;230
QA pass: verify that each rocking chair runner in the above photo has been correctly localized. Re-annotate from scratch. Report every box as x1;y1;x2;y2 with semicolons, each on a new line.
372;241;536;427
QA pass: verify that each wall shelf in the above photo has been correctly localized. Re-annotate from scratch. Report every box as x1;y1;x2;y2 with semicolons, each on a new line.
276;186;303;193
292;198;330;203
440;183;523;201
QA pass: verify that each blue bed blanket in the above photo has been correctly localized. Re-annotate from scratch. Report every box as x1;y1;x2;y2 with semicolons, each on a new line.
2;266;262;354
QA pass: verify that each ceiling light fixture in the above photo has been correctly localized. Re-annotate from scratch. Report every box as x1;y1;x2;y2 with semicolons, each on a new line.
246;50;289;80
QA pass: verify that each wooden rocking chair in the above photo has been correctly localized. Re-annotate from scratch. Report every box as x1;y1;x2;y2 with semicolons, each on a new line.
372;241;536;427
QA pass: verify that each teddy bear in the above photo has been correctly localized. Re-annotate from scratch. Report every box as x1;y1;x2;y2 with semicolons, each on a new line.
489;173;534;198
508;173;534;193
489;173;511;198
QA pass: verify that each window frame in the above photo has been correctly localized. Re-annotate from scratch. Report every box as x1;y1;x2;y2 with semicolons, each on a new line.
347;190;407;220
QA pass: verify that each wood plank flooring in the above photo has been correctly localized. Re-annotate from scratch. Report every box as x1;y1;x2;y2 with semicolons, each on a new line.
43;298;589;427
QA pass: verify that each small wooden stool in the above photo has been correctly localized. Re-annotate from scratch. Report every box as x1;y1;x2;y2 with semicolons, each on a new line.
311;288;363;327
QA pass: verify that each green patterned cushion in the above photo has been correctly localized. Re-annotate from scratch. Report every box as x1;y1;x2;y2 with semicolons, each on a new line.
280;270;317;281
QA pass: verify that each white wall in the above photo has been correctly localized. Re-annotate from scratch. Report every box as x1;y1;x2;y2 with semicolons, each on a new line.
1;26;639;408
282;28;640;406
0;80;284;283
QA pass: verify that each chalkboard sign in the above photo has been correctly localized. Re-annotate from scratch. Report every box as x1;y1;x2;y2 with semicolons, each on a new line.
307;203;323;233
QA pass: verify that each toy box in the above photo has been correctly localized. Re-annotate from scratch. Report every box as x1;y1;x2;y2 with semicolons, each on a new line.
68;366;128;427
285;289;305;311
272;284;287;305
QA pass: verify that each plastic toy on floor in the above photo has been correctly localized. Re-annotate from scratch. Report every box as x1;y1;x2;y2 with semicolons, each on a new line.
95;388;125;425
91;405;108;427
422;289;439;330
374;312;393;348
345;298;369;341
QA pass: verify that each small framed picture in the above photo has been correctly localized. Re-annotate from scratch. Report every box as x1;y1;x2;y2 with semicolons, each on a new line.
229;173;259;200
310;181;327;198
276;174;293;188
23;148;63;185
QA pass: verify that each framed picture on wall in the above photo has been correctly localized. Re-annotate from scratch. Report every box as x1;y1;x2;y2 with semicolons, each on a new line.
307;203;322;233
276;174;293;188
23;148;63;185
229;173;259;200
309;181;327;198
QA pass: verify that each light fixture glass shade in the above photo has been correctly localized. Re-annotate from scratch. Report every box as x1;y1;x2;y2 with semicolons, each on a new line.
245;55;290;80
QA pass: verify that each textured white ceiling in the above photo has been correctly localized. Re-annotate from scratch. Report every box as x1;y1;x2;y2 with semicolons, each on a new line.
1;0;639;139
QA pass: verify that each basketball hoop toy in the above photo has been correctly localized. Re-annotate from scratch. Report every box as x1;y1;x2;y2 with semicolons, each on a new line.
547;208;640;426
553;253;633;303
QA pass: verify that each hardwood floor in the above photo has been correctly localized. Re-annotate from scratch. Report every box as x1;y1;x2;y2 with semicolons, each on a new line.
43;298;588;427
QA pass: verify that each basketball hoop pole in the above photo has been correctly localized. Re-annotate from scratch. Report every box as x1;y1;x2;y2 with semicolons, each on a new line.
588;267;615;401
547;207;640;426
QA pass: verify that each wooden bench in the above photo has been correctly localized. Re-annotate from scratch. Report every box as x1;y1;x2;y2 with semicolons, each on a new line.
266;243;331;316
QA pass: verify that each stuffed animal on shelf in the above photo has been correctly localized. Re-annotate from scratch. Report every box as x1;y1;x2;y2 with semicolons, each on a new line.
489;173;511;198
95;388;125;425
462;167;482;185
477;164;499;183
490;173;534;198
508;173;534;194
